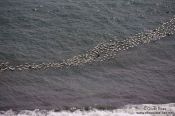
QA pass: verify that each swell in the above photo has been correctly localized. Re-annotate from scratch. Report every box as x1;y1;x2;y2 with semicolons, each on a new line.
0;17;175;72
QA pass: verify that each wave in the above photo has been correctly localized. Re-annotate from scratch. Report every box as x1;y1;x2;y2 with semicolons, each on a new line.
0;103;175;116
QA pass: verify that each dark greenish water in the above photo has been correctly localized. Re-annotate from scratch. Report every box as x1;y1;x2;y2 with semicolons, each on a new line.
0;0;175;115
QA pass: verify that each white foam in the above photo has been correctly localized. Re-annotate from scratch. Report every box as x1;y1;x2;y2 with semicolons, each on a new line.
0;103;174;116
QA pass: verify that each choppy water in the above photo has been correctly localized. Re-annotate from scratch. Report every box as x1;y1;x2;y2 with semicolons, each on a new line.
0;0;175;115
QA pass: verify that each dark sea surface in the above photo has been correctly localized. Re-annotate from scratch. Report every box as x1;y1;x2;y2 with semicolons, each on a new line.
0;0;175;113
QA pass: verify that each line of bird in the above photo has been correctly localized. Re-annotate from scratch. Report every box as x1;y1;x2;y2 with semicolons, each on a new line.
0;17;175;72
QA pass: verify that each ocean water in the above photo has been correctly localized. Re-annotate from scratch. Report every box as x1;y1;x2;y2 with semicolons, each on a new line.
0;0;175;115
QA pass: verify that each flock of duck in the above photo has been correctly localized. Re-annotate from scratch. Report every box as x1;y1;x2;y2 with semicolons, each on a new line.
0;17;175;72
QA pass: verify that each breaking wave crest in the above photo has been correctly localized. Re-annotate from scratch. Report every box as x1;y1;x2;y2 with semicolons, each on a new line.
0;103;175;116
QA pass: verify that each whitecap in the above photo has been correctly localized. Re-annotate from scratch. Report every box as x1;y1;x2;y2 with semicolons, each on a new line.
0;103;174;116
